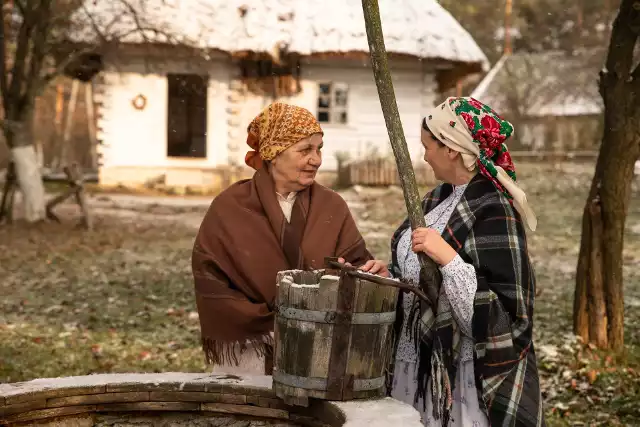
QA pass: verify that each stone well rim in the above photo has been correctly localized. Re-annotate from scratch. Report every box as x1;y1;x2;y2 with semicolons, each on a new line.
0;372;422;426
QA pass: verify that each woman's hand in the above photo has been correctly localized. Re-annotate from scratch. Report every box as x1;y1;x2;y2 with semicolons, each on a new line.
336;257;352;267
358;259;390;277
411;227;457;266
337;258;390;277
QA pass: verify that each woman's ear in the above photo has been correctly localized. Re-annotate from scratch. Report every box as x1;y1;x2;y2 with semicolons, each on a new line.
446;147;459;160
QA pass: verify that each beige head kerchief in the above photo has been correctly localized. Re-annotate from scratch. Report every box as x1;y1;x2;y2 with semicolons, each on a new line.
424;97;537;231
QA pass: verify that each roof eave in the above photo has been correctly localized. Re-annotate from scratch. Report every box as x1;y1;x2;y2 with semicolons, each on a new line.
62;40;487;92
286;49;488;90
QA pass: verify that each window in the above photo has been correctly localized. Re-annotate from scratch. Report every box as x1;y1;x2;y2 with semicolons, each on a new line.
167;74;208;158
317;82;349;124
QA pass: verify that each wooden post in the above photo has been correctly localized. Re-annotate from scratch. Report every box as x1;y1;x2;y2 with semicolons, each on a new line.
48;83;64;168
45;163;92;230
59;80;79;168
0;162;17;223
361;0;441;306
55;83;64;132
504;0;513;55
85;82;98;170
577;0;584;33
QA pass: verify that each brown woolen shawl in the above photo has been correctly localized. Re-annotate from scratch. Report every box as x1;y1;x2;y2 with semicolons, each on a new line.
192;166;372;365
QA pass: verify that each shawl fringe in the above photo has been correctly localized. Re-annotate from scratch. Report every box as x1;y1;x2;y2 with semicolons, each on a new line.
202;335;274;366
407;279;458;426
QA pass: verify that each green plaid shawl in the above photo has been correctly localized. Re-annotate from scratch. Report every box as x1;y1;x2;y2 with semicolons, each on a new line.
389;174;545;427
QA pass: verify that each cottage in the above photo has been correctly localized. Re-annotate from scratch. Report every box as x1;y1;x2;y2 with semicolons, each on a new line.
470;50;604;155
73;0;487;188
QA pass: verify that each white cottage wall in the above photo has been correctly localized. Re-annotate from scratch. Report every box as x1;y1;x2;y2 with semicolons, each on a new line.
250;58;441;171
96;53;442;187
96;55;232;187
225;77;274;168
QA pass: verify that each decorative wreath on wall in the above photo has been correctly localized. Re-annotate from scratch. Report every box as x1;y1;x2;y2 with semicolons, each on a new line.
131;94;147;110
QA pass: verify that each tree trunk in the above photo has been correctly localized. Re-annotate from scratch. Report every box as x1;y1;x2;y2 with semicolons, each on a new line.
574;122;637;350
574;199;608;348
573;0;640;351
5;125;47;223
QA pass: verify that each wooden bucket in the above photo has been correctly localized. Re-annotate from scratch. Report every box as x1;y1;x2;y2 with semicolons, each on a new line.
272;267;399;406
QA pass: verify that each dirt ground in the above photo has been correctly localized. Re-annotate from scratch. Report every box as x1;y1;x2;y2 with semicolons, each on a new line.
1;162;639;426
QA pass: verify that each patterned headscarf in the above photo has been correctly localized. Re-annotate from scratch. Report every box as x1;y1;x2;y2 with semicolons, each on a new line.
245;102;323;170
424;97;537;231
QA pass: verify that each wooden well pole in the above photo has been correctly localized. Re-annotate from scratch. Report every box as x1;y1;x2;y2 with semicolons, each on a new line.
361;0;441;307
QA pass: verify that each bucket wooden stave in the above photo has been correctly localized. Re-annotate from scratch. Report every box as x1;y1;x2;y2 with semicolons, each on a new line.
273;268;399;406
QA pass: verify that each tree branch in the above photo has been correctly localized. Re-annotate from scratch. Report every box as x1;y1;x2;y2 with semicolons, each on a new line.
21;0;53;110
79;2;111;46
118;0;152;44
3;0;216;133
36;45;94;92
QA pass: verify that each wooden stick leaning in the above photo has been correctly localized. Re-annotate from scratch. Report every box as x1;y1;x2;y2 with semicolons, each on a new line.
361;0;442;307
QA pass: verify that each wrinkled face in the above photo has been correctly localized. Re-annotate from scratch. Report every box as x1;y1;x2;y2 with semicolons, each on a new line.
271;133;323;192
421;127;457;182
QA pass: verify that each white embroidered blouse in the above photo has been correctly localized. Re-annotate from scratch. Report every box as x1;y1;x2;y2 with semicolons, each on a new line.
277;192;297;222
394;184;477;363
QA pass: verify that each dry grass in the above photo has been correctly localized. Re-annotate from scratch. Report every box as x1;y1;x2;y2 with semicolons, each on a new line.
1;161;639;425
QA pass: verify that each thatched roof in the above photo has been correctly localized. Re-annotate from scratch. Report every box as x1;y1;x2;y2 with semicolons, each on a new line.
470;50;605;118
71;0;488;80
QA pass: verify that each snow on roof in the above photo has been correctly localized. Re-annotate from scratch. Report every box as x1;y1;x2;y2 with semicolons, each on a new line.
470;50;604;117
71;0;488;68
284;0;487;65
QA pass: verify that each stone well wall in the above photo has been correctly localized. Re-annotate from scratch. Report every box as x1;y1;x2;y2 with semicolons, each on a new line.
0;373;422;426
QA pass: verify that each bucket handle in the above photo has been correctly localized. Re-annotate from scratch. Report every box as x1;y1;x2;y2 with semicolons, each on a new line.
324;257;431;304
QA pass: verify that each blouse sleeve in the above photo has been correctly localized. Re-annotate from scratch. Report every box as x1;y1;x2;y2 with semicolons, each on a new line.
439;254;477;337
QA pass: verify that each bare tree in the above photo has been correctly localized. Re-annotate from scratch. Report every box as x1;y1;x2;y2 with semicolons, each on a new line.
0;0;191;222
573;0;640;350
498;54;542;148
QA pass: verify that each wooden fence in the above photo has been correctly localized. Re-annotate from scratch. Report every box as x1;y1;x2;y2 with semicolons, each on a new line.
508;150;598;162
336;151;599;188
336;158;436;188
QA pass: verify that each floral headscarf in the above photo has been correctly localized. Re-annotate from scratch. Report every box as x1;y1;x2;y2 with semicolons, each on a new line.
245;103;323;170
424;97;537;231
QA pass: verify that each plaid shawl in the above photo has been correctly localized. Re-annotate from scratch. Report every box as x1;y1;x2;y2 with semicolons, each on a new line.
389;174;544;426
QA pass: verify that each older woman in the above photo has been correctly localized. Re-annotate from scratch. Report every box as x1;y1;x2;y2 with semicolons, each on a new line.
380;97;543;426
192;102;386;375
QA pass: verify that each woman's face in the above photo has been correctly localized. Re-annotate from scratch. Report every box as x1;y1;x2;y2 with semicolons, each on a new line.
421;127;453;181
271;133;323;193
